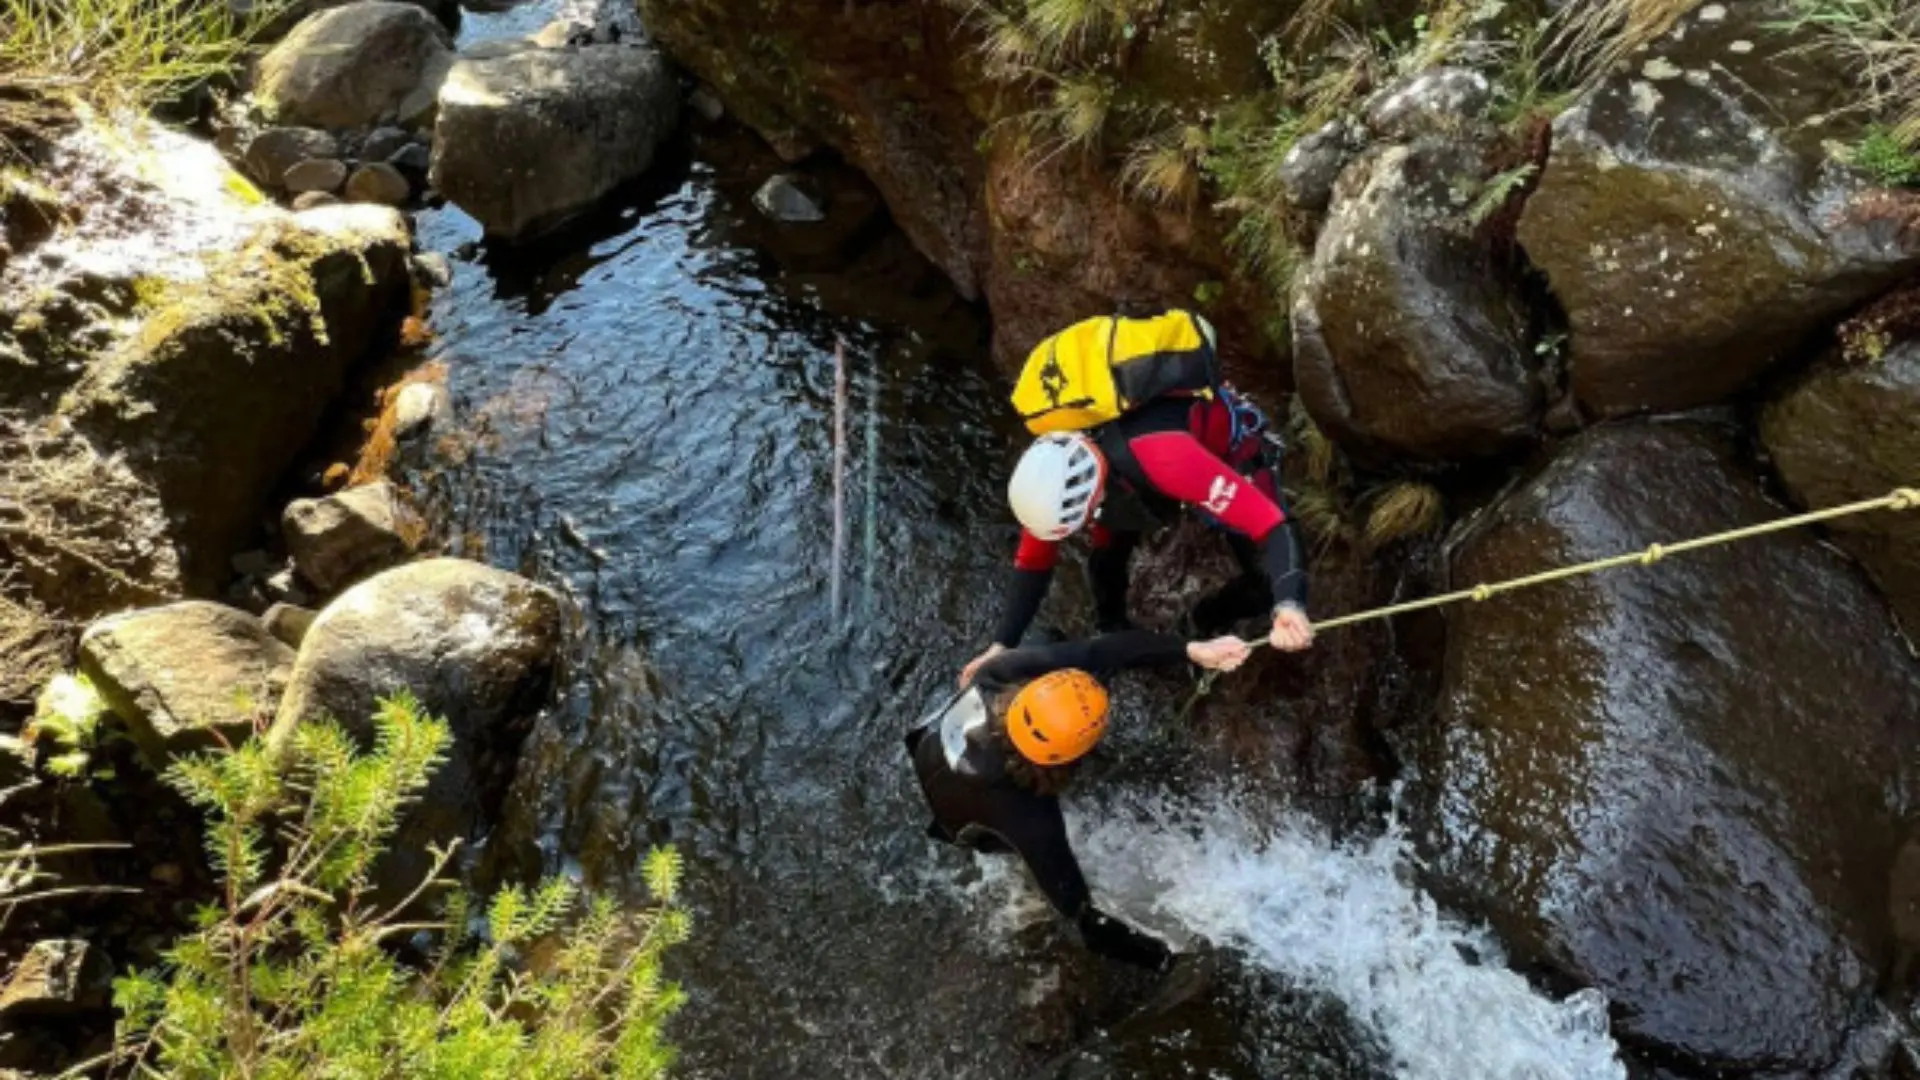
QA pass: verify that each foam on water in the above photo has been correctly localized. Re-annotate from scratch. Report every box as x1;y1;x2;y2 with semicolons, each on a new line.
1059;789;1629;1080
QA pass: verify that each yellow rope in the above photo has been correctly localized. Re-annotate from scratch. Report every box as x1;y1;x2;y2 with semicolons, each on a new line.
1181;485;1920;710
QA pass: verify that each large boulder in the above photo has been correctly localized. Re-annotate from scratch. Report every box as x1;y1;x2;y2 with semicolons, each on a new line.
79;602;294;761
268;559;563;896
254;3;454;131
1761;341;1920;635
1292;140;1540;462
1414;420;1920;1072
430;41;679;240
283;480;421;595
1517;2;1920;419
60;205;411;591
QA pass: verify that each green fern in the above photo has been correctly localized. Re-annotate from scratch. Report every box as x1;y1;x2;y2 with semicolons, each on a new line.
1465;163;1538;226
110;694;690;1079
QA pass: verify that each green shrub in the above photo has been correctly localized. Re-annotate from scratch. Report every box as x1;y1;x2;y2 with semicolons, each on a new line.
109;693;690;1080
1852;124;1920;186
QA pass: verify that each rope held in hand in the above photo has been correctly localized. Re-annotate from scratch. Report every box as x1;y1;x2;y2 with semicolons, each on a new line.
1178;486;1920;716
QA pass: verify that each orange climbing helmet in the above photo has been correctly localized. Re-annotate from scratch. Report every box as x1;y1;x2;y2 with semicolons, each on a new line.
1006;669;1110;766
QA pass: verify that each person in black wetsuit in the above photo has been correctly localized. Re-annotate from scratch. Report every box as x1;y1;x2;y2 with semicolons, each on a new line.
904;628;1249;971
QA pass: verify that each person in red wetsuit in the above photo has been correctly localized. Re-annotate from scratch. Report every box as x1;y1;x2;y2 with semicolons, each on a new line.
960;390;1313;687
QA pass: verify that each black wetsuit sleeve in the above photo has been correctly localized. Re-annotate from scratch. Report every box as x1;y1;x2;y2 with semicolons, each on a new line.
1263;519;1308;610
975;629;1187;687
993;567;1053;649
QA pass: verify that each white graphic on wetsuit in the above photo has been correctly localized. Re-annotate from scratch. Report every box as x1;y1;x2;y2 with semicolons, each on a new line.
933;687;991;771
1203;474;1237;515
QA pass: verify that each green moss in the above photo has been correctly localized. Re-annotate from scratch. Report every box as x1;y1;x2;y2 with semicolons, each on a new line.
223;170;267;206
1851;126;1920;188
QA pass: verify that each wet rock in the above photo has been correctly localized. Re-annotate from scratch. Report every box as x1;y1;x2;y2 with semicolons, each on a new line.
284;157;348;195
689;86;726;123
255;2;455;131
290;190;341;211
1414;420;1920;1071
283;480;420;594
753;173;826;223
244;126;339;188
1517;3;1920;418
230;549;276;577
392;380;451;438
79;602;293;761
345;162;411;206
386;142;432;179
430;42;678;240
1760;341;1920;634
1364;67;1491;141
360;126;413;164
234;0;459;41
1277;120;1359;215
1292;140;1539;461
535;0;647;46
409;252;453;289
1;172;66;252
0;941;109;1017
263;603;318;649
61;205;412;592
264;568;311;606
268;559;563;900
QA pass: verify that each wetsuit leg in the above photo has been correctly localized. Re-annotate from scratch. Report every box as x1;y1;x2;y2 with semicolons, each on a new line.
1087;529;1141;633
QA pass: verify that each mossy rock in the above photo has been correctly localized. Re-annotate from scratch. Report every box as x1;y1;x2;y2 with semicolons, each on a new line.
59;206;411;592
1761;340;1920;637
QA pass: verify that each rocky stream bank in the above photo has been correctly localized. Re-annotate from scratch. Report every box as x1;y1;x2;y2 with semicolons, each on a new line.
3;0;1920;1076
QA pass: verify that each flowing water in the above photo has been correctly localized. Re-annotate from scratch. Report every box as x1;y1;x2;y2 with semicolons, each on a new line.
402;9;1633;1075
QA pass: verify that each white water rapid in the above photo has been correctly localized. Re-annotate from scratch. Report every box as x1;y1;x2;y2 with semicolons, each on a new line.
1041;789;1631;1080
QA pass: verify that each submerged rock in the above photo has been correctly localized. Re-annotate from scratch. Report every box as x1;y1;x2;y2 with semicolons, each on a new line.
429;41;679;239
1517;2;1920;418
1292;140;1538;462
268;559;562;897
255;2;455;131
79;601;293;761
283;479;420;594
1415;420;1920;1071
1761;341;1920;635
753;173;826;223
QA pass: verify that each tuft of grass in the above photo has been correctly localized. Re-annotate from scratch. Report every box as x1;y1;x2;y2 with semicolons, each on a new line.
1772;1;1920;181
1545;0;1698;88
1122;121;1208;209
1363;481;1445;547
1011;70;1119;162
0;0;276;138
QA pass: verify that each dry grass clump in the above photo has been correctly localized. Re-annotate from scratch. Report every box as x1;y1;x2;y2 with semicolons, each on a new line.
1543;0;1698;88
1777;0;1920;155
1362;481;1445;548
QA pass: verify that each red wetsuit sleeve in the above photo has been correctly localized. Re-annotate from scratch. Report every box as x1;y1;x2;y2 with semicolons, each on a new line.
1013;529;1060;571
1127;431;1285;540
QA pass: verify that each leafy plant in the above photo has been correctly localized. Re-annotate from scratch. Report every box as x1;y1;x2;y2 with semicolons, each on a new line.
1465;162;1539;226
1852;124;1920;186
24;672;118;780
109;693;690;1079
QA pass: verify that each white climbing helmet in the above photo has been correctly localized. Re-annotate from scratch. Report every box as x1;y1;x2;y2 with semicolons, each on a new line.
1009;432;1106;540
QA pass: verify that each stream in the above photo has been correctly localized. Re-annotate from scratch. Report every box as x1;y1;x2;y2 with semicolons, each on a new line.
397;7;1633;1076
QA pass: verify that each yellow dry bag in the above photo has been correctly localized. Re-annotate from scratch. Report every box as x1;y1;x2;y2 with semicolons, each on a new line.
1010;309;1219;435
